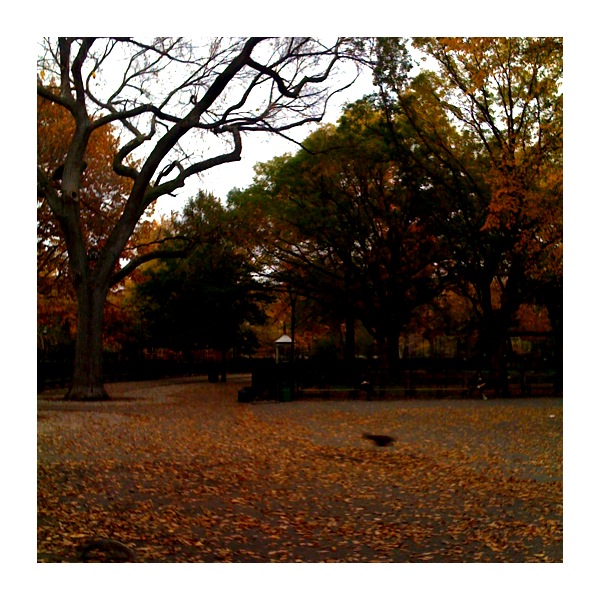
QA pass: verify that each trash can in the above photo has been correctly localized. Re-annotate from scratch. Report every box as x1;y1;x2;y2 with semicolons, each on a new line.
279;386;292;402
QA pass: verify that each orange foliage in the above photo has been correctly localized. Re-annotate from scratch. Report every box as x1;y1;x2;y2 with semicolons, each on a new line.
37;92;158;352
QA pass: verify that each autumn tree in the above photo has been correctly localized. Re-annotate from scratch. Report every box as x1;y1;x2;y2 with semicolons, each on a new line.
373;37;562;392
231;99;445;373
37;37;361;399
134;191;270;365
38;92;160;357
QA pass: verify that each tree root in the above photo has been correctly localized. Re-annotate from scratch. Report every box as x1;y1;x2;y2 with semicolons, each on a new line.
79;538;137;562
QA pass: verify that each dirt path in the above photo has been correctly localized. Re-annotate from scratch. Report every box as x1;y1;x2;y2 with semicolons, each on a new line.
37;376;562;562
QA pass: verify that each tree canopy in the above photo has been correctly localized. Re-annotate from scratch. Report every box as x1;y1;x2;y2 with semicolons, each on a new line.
37;37;562;396
372;37;563;388
37;92;155;354
134;192;269;359
230;98;445;368
37;37;362;398
227;37;562;389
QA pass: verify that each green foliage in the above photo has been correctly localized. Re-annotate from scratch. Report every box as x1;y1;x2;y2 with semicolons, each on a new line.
226;38;561;380
135;192;270;354
231;98;447;366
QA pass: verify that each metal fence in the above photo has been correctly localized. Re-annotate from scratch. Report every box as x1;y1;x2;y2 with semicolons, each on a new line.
37;357;261;392
38;355;559;398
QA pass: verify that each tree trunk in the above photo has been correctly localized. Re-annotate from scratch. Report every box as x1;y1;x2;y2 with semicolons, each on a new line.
376;327;400;389
219;349;227;383
385;327;400;372
65;281;109;400
343;314;355;385
487;335;509;396
480;310;510;397
343;314;355;363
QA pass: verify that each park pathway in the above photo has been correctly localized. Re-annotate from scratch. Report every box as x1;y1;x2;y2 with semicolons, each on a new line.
38;376;562;562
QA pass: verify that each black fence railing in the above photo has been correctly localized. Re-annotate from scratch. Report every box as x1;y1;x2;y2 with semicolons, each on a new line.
245;357;560;401
38;355;560;399
37;356;264;392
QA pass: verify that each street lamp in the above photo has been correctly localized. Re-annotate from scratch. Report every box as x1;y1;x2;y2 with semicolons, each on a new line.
274;332;293;401
274;333;293;364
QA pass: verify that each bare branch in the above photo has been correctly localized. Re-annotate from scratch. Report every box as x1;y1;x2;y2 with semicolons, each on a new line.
38;36;358;295
71;38;96;104
109;246;190;287
145;126;243;204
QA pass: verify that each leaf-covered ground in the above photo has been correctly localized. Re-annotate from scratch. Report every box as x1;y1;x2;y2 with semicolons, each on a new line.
37;375;562;562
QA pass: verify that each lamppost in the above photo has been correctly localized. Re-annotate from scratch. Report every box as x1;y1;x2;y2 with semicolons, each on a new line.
274;331;292;401
273;287;298;401
274;333;292;364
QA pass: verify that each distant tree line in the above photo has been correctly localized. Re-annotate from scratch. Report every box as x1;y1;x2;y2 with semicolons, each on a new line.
225;38;562;394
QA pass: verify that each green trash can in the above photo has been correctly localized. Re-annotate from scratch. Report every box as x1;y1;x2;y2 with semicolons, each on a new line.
279;386;292;402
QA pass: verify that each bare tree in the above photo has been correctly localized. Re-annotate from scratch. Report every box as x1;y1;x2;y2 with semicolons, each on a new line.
37;37;360;399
